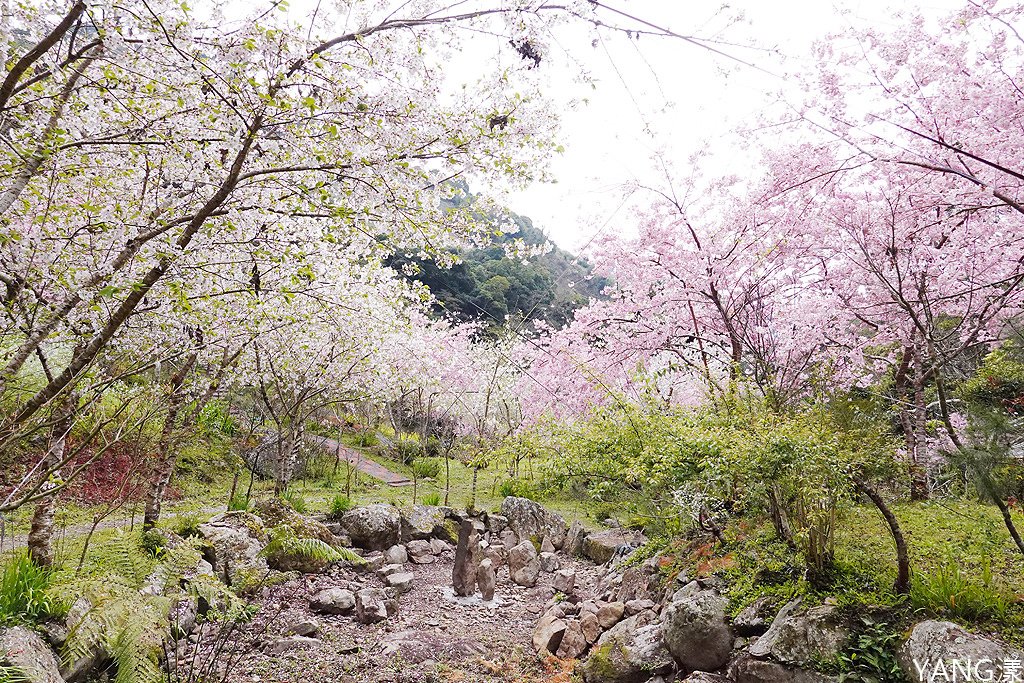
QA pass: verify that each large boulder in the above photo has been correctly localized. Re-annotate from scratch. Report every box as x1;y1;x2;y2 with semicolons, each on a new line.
355;587;398;624
198;511;269;586
748;599;849;667
452;519;480;597
897;621;1024;683
581;615;674;683
309;587;355;615
400;505;457;542
583;529;648;565
340;504;402;551
660;589;732;672
501;497;568;549
253;497;339;546
565;520;588;557
0;626;64;683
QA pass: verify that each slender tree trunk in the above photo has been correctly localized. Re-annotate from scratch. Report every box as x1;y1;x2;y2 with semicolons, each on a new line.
275;426;298;494
143;354;197;531
27;400;75;568
855;476;910;594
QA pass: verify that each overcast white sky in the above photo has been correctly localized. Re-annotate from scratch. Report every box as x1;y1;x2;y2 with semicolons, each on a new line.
271;0;964;252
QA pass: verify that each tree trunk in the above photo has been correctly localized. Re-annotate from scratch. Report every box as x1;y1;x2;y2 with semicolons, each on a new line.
143;354;197;531
855;477;911;594
27;400;75;567
275;426;298;494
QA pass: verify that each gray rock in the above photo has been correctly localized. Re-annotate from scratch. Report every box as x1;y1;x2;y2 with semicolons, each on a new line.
541;536;557;554
355;587;398;624
730;653;837;683
554;569;577;594
683;674;733;683
386;572;415;595
452;519;480;597
617;566;654;603
356;551;385;573
597;601;625;629
0;626;64;683
377;563;405;579
660;589;732;672
478;558;496;601
429;538;451;555
340;504;402;551
384;544;408;565
499;528;519;549
581;615;674;683
624;599;656;617
501;496;569;549
733;597;775;636
582;528;647;565
508;540;541;587
401;505;456;542
169;596;198;638
898;620;1024;683
749;599;849;667
483;543;506;570
533;614;567;654
486;514;509;535
565;520;588;557
309;587;355;614
264;635;320;655
557;620;588;659
540;551;560;573
285;619;321;637
197;511;269;586
406;539;435;564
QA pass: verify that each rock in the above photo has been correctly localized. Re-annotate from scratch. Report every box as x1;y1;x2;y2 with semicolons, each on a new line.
355;587;398;624
309;587;355;615
429;538;450;555
533;615;568;654
61;597;105;682
253;497;340;546
169;596;198;638
733;597;775;636
477;559;496;601
540;551;560;573
401;505;456;542
508;540;542;587
340;504;402;551
406;539;435;564
557;620;588;659
384;545;408;565
730;653;837;683
541;536;556;554
581;612;602;643
897;620;1024;683
357;551;385;573
385;572;415;595
617;566;654;603
264;635;320;655
565;521;588;557
197;511;269;586
748;599;849;667
452;519;480;597
285;619;321;637
0;626;64;683
483;543;506;569
582;528;647;565
597;601;625;629
625;599;656;617
683;674;733;683
486;514;509;535
554;569;577;594
581;615;674;683
377;563;405;579
501;496;568;549
660;589;733;672
499;528;519;549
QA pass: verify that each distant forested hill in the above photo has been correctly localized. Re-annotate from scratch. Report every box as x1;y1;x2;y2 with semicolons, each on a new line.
388;199;606;330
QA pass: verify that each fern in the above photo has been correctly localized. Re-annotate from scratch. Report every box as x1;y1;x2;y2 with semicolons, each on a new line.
261;525;364;567
0;664;28;683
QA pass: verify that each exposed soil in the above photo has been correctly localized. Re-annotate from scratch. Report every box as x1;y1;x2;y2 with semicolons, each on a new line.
182;546;603;683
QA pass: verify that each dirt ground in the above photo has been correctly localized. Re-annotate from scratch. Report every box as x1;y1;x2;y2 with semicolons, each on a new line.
178;544;603;683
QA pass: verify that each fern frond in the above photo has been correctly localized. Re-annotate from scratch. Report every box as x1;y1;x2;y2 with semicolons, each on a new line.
0;664;28;683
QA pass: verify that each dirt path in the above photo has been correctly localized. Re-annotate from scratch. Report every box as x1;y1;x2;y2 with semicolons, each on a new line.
181;545;602;683
311;436;412;488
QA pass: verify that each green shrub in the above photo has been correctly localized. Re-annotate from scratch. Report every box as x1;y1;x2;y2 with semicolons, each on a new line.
197;400;238;437
412;458;441;480
357;431;378;448
910;558;1012;622
832;616;904;683
330;494;353;517
499;478;540;500
279;490;308;514
391;436;422;466
228;492;250;512
422;492;442;506
0;552;63;626
139;530;167;557
174;513;204;538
